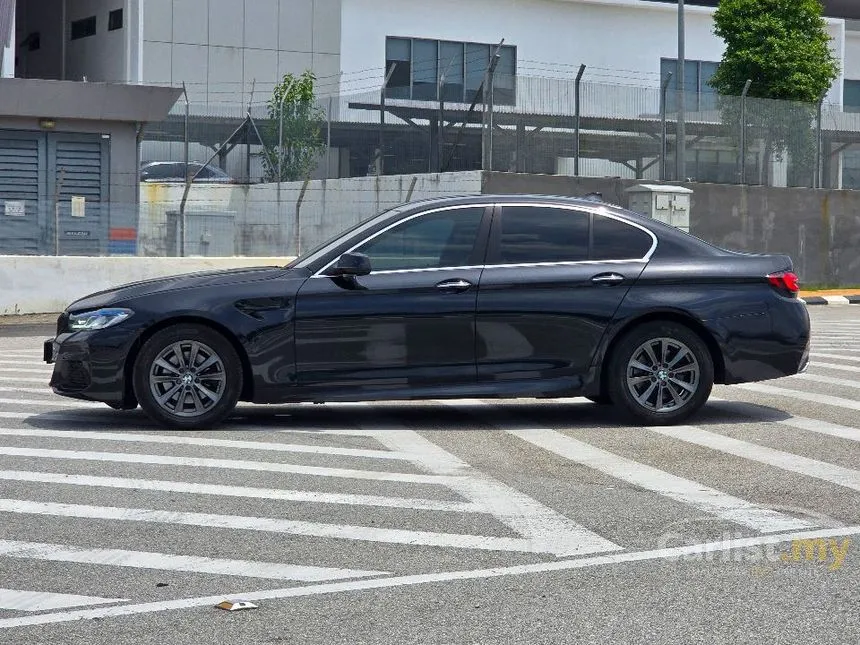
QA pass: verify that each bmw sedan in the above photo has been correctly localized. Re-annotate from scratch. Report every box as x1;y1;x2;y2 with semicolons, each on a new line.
44;194;810;429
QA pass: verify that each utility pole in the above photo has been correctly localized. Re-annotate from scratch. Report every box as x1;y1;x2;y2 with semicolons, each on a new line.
676;0;686;182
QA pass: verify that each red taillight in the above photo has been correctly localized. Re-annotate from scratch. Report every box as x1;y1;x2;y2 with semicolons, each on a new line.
767;271;799;294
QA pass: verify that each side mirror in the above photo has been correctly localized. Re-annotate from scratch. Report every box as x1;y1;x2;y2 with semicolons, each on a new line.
327;252;372;277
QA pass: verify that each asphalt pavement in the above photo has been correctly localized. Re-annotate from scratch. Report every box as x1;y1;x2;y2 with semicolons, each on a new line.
0;307;857;644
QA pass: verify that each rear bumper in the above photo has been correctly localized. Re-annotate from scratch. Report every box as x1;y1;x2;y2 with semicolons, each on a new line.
708;297;810;384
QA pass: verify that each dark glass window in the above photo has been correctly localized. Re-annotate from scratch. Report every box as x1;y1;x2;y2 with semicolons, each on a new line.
591;216;653;260
25;32;40;51
845;79;860;113
70;16;97;40
385;37;516;105
497;206;589;265
385;38;411;100
356;207;484;271
661;58;720;112
108;9;124;31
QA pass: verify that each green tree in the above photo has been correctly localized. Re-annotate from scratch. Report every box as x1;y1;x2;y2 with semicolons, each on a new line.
709;0;839;186
262;71;325;182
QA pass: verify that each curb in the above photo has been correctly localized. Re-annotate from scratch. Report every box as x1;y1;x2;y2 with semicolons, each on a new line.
801;296;860;306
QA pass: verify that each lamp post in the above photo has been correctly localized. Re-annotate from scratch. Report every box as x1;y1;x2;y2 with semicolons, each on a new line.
676;0;686;182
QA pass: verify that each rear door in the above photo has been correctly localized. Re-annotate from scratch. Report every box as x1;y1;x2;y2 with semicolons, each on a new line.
475;203;655;383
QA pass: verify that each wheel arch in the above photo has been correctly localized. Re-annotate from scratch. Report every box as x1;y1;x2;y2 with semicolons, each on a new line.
597;311;726;397
124;315;255;406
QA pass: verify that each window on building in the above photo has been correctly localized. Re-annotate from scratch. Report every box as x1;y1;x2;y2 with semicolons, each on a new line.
24;32;40;51
109;9;124;31
661;58;719;112
844;80;860;113
384;37;517;105
70;16;97;41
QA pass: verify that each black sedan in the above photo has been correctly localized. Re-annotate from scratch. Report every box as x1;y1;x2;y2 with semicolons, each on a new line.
44;194;810;429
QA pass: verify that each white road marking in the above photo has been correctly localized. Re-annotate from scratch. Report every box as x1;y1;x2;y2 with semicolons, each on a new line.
735;382;860;412
0;499;590;555
0;589;127;612
0;387;57;396
0;447;451;484
0;376;50;385
0;368;53;375
505;428;815;533
811;352;860;363
0;398;101;408
791;373;860;391
1;524;858;629
0;361;51;368
365;426;621;557
0;427;410;461
0;540;388;581
807;361;860;374
0;470;480;513
645;425;860;493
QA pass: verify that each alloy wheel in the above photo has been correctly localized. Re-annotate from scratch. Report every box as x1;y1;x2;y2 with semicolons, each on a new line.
625;337;700;413
148;340;227;418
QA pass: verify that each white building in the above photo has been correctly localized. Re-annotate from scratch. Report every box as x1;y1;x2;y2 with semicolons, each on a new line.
4;0;860;185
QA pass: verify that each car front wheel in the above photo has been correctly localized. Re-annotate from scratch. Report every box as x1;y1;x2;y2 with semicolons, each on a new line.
133;324;242;429
607;321;713;426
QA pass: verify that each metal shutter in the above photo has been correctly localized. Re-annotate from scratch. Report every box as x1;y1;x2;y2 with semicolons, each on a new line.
0;131;47;254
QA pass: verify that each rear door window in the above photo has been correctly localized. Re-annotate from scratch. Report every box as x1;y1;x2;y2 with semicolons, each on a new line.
591;215;654;260
494;206;590;265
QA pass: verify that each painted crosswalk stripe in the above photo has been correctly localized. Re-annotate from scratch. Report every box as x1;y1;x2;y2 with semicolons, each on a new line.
505;428;815;533
364;426;621;557
736;382;860;412
0;361;50;368
0;427;408;461
0;470;480;513
0;499;612;556
807;361;860;374
810;352;860;363
0;376;50;385
0;446;452;484
645;425;860;493
0;387;56;396
0;368;53;375
791;373;860;391
0;589;127;612
0;540;388;581
0;397;100;409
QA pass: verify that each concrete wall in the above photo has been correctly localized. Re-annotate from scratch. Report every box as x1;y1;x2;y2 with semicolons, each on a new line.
65;0;128;83
137;171;483;256
141;0;342;106
0;256;292;315
481;172;859;286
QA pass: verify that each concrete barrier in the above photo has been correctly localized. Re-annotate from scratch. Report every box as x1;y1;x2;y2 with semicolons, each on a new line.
0;256;294;315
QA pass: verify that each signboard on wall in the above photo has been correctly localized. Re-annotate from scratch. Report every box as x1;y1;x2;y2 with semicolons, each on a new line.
4;201;25;217
71;196;86;218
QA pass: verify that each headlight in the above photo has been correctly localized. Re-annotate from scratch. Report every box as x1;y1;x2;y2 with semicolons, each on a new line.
68;308;134;331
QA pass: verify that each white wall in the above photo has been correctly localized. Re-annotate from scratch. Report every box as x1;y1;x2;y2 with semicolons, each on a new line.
339;0;846;106
845;30;860;81
1;1;12;78
141;0;342;108
65;0;127;82
0;256;293;315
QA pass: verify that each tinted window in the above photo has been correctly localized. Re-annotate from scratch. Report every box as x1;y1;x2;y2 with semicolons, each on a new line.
142;164;174;180
497;206;589;264
356;207;484;272
591;216;653;260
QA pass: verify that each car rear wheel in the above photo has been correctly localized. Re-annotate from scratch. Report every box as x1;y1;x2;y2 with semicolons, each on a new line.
607;321;713;425
133;324;242;429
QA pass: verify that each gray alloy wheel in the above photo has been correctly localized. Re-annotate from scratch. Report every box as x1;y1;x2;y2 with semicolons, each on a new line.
133;324;242;429
148;340;227;418
607;321;714;426
625;337;700;413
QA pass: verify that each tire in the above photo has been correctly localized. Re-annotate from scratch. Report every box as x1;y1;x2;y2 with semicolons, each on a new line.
132;324;242;429
606;321;713;426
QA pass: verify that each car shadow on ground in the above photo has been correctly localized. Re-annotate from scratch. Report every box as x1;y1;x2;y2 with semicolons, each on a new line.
22;397;793;433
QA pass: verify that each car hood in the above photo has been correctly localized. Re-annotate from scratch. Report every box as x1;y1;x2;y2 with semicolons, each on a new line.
67;265;297;312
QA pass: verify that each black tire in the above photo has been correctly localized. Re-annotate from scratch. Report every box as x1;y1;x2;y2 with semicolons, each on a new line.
606;321;713;426
132;324;242;429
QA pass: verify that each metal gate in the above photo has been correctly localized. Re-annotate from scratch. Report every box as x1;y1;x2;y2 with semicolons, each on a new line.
0;130;110;255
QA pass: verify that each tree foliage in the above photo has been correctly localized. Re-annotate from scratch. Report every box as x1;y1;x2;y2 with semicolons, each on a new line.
710;0;838;102
262;71;325;182
709;0;839;186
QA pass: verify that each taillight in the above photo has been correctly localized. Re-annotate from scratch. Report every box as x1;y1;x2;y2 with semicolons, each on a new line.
767;271;799;296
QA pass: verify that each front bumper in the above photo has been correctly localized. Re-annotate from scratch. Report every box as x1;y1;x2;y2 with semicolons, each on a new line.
44;327;138;408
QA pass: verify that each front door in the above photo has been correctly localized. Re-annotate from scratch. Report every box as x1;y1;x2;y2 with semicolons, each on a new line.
476;204;655;384
295;205;490;394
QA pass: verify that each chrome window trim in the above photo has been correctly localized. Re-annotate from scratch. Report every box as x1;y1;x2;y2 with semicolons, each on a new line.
309;200;658;279
311;204;489;278
491;202;659;263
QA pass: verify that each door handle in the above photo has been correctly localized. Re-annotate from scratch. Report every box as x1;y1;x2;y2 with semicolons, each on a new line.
591;273;626;286
436;278;473;292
